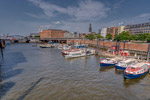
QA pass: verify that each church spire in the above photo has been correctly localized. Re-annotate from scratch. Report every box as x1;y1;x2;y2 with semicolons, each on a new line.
89;23;92;33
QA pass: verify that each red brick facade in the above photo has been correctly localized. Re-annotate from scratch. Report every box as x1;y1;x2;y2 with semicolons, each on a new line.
40;29;65;39
67;40;148;51
107;27;118;39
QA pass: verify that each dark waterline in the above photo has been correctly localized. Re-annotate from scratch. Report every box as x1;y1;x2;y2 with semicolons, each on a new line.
0;43;150;100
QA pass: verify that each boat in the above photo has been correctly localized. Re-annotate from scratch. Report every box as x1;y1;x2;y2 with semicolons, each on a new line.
62;49;80;55
57;45;63;49
57;44;71;50
100;58;121;67
123;62;150;79
64;49;95;58
115;58;137;70
39;44;52;48
63;45;71;50
73;44;87;49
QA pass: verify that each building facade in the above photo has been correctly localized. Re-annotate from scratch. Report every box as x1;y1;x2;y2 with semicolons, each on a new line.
40;29;65;39
106;27;118;39
125;22;150;34
100;28;107;37
118;26;125;34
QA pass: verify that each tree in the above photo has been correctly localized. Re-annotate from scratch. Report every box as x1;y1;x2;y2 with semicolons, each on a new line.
86;35;95;40
129;34;137;41
137;33;148;42
146;33;150;43
114;34;121;41
119;31;130;40
106;34;112;40
94;34;103;39
85;34;103;40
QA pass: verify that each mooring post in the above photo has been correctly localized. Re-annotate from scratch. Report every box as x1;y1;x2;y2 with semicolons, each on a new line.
118;41;120;55
147;44;150;62
99;39;101;53
102;39;104;52
115;41;118;55
0;40;3;58
123;41;125;51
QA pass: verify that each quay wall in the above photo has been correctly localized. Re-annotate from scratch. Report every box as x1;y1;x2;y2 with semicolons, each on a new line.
67;40;148;52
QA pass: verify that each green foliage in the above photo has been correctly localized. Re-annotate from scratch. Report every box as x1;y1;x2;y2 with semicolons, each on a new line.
129;34;137;41
85;34;103;40
137;33;148;42
106;34;112;40
115;31;135;41
119;31;130;40
146;34;150;43
114;34;121;41
34;36;40;39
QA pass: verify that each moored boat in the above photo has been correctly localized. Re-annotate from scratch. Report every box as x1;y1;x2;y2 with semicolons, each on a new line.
123;62;150;79
39;44;52;48
64;49;95;58
100;58;121;67
115;59;137;70
61;49;80;55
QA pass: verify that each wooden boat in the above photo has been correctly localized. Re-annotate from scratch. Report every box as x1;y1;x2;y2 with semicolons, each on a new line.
123;62;150;79
115;58;137;70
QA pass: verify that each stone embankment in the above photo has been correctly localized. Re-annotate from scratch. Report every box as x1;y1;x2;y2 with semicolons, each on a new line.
67;40;149;58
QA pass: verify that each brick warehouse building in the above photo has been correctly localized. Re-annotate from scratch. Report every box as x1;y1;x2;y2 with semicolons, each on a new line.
106;27;118;39
40;29;65;39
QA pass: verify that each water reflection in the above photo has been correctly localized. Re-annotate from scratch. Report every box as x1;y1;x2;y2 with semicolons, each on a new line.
17;77;45;100
99;66;115;72
0;82;15;99
0;65;2;83
2;51;27;81
115;69;124;75
123;73;148;88
3;69;23;80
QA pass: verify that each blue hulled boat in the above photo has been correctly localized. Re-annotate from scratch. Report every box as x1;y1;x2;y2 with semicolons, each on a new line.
100;58;121;67
115;59;137;70
124;62;150;79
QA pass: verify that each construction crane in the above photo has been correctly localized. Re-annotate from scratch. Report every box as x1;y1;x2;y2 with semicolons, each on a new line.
38;25;51;33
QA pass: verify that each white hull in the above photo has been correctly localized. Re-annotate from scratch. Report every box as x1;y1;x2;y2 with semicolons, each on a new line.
65;49;95;58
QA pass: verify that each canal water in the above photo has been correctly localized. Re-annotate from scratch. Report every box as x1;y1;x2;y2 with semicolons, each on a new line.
0;43;150;100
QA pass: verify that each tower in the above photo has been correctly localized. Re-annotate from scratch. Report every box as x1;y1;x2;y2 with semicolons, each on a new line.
89;23;92;33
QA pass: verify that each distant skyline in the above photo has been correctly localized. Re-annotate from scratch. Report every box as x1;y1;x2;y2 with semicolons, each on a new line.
0;0;150;35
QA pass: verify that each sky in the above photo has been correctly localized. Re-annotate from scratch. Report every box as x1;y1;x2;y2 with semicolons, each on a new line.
0;0;150;36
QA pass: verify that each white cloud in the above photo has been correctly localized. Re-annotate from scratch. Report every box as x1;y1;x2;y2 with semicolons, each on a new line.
28;0;110;21
53;21;61;25
113;0;124;9
100;13;150;28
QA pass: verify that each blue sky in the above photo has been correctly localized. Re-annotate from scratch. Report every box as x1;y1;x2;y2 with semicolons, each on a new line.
0;0;150;36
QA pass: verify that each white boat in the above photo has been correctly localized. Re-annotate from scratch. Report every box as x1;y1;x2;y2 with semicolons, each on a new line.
62;49;80;55
124;62;150;79
115;58;137;70
58;45;71;50
100;57;121;67
63;45;71;50
57;45;63;49
39;44;52;48
65;49;95;58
